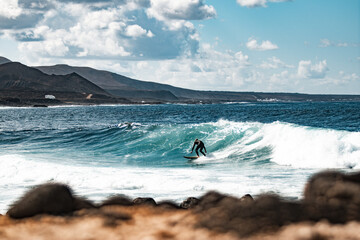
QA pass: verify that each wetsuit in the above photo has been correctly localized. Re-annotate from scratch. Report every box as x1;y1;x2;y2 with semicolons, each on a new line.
192;140;206;156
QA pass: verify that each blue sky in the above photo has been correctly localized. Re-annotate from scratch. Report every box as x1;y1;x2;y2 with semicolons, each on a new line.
0;0;359;94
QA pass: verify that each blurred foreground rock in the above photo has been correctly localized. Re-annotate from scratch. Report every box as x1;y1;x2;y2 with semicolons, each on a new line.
304;170;360;223
6;183;94;219
0;170;359;240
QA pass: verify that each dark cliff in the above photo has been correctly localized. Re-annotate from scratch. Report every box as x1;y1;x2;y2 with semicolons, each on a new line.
0;62;129;106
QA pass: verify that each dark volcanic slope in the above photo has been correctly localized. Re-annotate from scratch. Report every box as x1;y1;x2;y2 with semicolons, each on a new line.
36;64;200;100
36;64;127;90
36;64;179;101
36;64;360;102
36;64;257;101
0;62;109;95
0;56;11;65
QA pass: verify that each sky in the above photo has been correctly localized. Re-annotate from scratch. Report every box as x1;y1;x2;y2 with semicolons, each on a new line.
0;0;359;94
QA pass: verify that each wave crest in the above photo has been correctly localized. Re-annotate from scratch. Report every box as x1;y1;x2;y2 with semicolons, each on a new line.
199;120;360;169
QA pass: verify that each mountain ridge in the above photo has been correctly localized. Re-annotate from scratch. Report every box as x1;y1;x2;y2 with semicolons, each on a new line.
36;63;360;103
0;62;110;94
0;56;11;65
0;61;130;106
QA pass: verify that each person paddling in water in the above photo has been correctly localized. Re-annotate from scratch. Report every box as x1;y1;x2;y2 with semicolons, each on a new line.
191;139;207;157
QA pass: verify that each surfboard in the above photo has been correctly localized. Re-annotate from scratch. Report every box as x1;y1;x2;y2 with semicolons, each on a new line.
184;156;199;159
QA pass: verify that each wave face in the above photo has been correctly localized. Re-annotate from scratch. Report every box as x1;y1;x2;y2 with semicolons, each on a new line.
0;102;359;213
1;119;358;169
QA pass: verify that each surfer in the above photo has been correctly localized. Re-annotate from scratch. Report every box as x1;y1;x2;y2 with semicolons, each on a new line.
191;139;207;157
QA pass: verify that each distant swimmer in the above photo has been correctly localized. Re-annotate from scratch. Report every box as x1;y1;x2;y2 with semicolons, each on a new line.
191;139;207;157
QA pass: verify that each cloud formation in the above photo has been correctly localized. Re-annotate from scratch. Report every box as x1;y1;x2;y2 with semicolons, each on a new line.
0;0;23;19
260;56;294;69
125;25;154;38
319;38;358;48
0;0;216;60
246;38;278;51
147;0;216;21
127;45;252;90
339;71;359;81
236;0;291;8
297;60;329;79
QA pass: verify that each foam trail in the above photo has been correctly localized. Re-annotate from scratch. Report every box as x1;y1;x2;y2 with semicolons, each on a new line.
0;153;313;214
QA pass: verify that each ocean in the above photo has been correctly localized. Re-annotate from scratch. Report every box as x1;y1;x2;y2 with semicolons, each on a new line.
1;102;359;213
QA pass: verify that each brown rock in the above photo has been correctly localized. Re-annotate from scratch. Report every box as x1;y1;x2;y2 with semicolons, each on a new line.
133;197;157;206
240;194;254;204
6;183;95;219
73;197;96;210
195;192;304;237
195;191;228;211
157;201;181;210
304;170;360;223
180;197;200;209
7;183;75;218
100;195;133;207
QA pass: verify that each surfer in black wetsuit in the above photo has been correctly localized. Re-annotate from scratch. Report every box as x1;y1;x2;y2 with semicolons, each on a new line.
191;139;207;157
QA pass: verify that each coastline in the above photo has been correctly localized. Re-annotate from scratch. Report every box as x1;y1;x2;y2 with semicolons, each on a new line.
2;98;360;108
1;170;360;240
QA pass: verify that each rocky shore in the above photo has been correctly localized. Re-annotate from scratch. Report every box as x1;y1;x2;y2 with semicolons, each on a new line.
1;170;360;240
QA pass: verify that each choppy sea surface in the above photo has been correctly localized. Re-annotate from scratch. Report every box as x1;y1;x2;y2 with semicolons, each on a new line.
1;102;359;213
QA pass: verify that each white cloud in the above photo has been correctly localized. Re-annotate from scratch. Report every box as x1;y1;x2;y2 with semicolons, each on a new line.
5;0;209;59
337;42;348;47
297;60;329;79
237;0;267;8
260;57;294;69
146;31;154;38
246;38;278;51
0;0;22;19
237;0;290;8
147;0;216;21
339;71;360;81
125;24;153;38
41;4;130;57
145;0;216;34
319;38;356;48
319;39;331;48
19;37;69;57
270;70;289;83
95;45;253;91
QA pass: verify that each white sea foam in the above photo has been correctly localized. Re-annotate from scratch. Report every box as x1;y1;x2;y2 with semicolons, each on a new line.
117;122;142;129
258;122;360;169
0;153;313;214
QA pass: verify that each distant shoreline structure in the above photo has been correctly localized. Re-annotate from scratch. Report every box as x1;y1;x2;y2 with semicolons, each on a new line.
1;91;360;108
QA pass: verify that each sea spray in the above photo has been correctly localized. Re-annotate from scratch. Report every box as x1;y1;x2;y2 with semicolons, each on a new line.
258;122;360;169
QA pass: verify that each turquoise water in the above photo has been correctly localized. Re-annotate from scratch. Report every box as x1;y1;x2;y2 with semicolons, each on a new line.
0;102;359;212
